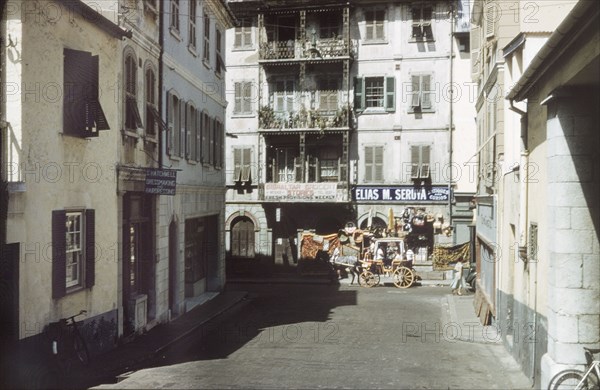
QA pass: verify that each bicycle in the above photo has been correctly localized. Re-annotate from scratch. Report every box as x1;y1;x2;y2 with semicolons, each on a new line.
46;310;90;367
548;347;600;390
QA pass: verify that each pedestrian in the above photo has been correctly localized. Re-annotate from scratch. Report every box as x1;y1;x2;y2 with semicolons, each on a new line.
451;258;465;295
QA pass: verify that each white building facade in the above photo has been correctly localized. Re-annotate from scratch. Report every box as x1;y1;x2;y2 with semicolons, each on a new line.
159;0;234;316
225;0;476;274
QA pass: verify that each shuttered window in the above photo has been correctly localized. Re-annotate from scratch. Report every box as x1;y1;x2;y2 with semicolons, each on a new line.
145;68;157;138
234;82;253;115
234;19;253;49
410;144;431;179
189;0;197;48
167;92;182;157
365;10;385;41
234;148;252;182
203;11;210;62
170;0;180;31
125;53;143;130
355;77;395;112
201;112;210;163
63;48;109;137
411;4;433;41
364;146;383;182
409;74;434;111
52;209;95;299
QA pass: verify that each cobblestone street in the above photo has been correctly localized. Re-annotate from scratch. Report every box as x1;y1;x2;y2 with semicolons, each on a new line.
94;283;531;389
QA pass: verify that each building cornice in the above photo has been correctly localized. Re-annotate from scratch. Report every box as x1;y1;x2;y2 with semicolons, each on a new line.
73;0;132;39
507;0;599;101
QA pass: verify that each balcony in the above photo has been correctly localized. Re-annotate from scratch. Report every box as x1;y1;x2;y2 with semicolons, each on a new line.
259;38;354;62
259;105;351;131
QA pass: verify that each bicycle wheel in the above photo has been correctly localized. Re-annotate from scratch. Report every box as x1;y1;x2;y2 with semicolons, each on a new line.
73;331;90;366
548;369;587;390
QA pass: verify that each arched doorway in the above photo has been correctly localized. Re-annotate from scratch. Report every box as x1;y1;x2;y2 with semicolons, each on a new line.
231;217;255;259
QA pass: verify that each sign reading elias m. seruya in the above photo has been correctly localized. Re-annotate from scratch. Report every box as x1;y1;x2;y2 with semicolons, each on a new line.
145;169;177;195
353;186;450;202
264;183;337;201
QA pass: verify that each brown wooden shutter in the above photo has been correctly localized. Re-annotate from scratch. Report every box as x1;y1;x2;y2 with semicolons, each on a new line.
64;49;92;137
52;210;67;299
85;209;95;288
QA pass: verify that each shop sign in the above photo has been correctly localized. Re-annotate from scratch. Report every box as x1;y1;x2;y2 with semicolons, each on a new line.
352;186;450;202
145;168;177;195
476;201;496;243
264;183;337;201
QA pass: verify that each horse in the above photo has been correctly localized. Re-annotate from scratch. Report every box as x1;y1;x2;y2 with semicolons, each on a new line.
328;248;362;285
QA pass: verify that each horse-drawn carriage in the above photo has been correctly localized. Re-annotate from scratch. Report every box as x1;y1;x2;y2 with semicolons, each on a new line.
301;226;419;288
325;232;418;288
356;237;416;288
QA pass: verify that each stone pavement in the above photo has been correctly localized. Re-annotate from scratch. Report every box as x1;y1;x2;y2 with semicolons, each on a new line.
63;290;248;389
443;291;502;344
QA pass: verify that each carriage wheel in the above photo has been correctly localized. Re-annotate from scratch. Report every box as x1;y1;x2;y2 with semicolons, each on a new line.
393;267;414;288
359;271;379;288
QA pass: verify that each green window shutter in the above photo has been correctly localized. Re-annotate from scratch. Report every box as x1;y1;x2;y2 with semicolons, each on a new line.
385;76;395;112
354;77;364;112
52;210;67;299
374;146;383;181
364;146;373;182
422;75;432;109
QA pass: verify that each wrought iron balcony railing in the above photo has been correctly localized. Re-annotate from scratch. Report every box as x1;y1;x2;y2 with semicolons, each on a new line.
259;105;351;130
259;38;353;61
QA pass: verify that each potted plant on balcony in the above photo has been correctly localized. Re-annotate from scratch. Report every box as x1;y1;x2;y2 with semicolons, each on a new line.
259;105;276;129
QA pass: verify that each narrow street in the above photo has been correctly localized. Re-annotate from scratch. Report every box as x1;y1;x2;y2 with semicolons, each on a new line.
94;283;531;389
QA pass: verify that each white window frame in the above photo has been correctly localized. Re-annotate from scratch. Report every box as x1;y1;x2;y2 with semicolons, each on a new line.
65;211;84;288
271;79;296;113
364;9;386;42
410;3;434;42
170;0;180;32
189;0;197;50
234;19;253;50
365;77;385;108
203;11;211;64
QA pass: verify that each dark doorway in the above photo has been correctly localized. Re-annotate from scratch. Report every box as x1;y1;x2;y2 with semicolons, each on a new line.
122;194;154;336
168;220;178;316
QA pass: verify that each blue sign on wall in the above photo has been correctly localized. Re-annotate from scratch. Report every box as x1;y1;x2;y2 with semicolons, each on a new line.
352;186;450;202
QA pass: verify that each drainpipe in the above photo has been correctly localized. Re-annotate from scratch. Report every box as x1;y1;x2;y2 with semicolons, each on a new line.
158;1;164;169
448;2;455;229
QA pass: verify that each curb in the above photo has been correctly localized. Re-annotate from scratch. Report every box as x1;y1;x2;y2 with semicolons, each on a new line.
153;291;249;356
445;293;501;345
